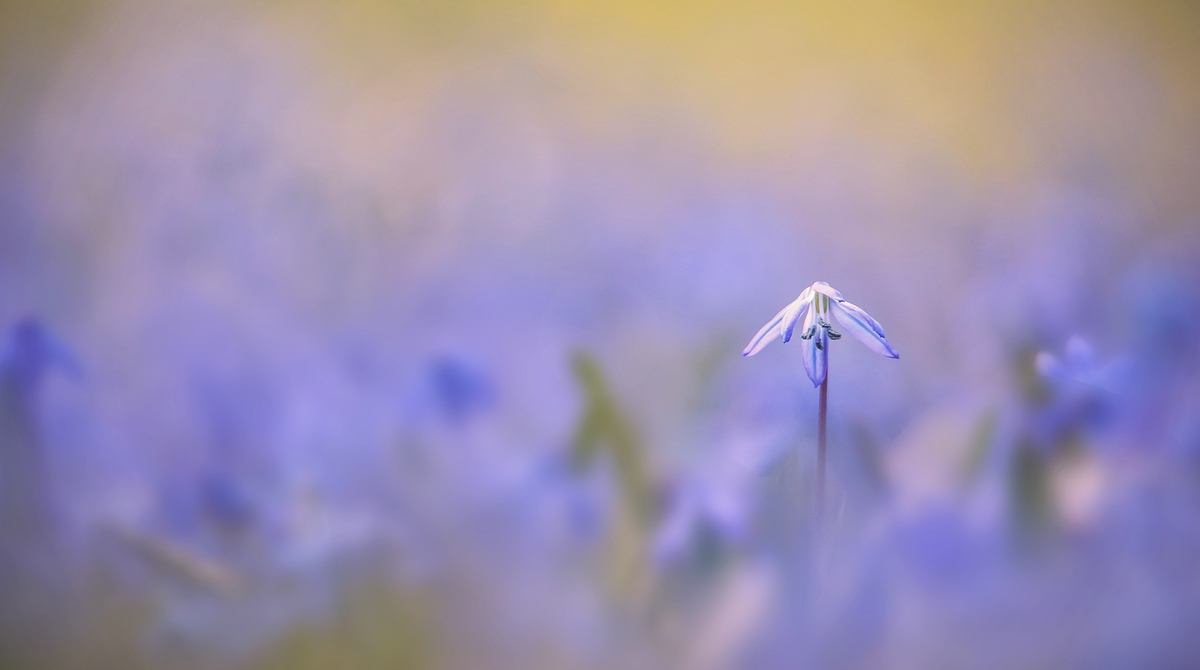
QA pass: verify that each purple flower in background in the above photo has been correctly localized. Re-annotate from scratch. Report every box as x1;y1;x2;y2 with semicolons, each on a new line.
652;478;748;565
1036;336;1126;392
0;317;80;539
428;356;494;426
0;317;82;391
742;281;898;387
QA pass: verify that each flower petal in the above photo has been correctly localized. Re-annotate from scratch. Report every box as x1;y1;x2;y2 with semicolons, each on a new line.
810;281;844;302
831;300;899;358
780;288;813;343
838;296;886;337
801;310;828;386
742;304;788;356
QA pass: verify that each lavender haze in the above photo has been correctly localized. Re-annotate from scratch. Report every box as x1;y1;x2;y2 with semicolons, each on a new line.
2;0;1200;668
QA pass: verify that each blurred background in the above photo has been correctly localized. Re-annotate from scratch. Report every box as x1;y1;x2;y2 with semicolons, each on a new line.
2;0;1200;667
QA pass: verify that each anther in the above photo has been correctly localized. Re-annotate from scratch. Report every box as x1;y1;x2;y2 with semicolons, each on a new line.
829;330;842;340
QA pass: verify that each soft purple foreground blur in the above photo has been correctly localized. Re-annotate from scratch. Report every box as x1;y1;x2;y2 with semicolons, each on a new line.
2;1;1200;668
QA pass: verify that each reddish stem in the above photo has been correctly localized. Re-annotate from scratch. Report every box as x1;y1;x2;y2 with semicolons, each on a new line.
816;371;828;528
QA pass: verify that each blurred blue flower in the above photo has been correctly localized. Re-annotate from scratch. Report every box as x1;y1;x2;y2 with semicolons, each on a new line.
743;281;899;386
1035;336;1126;392
198;471;257;536
428;356;494;426
0;316;82;392
0;317;80;539
652;477;747;566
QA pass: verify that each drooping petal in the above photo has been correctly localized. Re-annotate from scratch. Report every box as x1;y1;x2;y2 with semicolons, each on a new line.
780;288;813;342
742;304;788;356
809;281;844;302
1065;336;1096;373
801;309;827;386
1035;352;1066;378
835;295;886;337
831;300;899;358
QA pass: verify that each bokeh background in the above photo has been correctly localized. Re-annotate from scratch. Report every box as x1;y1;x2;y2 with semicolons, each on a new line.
2;0;1200;668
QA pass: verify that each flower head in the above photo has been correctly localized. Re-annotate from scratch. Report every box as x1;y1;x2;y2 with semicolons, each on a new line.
743;281;898;386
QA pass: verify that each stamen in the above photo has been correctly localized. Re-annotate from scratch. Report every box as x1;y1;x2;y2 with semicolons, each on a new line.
829;330;841;340
815;338;823;351
800;325;816;340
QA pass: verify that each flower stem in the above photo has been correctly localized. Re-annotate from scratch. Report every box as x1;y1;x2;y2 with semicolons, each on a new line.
816;370;828;529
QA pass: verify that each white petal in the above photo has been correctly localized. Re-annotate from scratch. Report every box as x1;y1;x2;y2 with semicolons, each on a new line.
831;301;899;359
842;297;886;337
801;310;828;386
742;304;788;356
781;289;813;343
810;281;844;301
1035;352;1065;378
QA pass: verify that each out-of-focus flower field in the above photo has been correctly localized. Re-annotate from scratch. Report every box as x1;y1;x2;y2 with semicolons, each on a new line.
2;0;1200;668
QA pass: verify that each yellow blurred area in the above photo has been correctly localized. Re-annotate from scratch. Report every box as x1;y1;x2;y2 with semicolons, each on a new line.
225;0;1198;223
3;0;1200;219
162;0;1200;242
248;0;1185;172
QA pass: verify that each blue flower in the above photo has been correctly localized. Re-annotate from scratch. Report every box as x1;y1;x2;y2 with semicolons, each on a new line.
0;317;82;391
652;477;748;566
428;356;494;425
743;281;899;386
1035;336;1127;392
